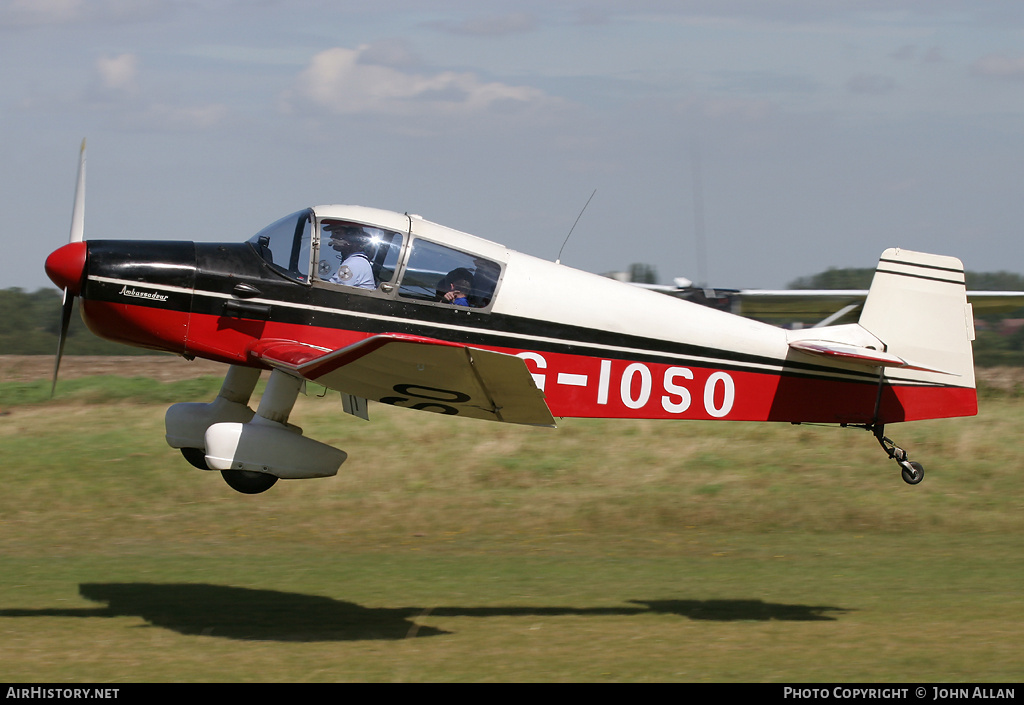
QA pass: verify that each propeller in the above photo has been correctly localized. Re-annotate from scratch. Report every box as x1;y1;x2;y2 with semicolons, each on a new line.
52;290;75;396
69;138;86;245
45;139;88;396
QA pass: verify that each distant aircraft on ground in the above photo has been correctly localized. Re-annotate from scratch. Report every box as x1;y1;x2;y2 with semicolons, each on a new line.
46;142;983;493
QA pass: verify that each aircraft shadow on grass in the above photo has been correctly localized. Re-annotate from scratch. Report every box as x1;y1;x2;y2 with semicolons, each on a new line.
0;584;850;642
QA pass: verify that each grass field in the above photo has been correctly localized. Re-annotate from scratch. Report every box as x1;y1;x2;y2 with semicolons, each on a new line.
1;359;1022;682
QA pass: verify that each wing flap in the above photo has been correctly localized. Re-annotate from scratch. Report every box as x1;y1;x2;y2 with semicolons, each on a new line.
461;345;557;426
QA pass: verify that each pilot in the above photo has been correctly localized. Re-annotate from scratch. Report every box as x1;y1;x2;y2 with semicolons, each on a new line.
325;224;376;289
436;268;473;307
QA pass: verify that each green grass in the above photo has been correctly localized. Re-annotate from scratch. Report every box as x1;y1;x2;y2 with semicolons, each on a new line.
1;377;1022;682
0;375;228;407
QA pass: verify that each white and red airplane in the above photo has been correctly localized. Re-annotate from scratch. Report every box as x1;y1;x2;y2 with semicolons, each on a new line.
45;143;979;493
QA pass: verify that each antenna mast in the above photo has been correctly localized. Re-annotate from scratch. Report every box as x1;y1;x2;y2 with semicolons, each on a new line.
556;189;596;265
690;141;708;287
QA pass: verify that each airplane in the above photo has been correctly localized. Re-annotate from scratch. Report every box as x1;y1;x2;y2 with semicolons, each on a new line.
630;278;1024;328
45;142;980;494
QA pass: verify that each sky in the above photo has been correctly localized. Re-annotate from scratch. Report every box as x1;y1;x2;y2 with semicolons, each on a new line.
3;0;1023;292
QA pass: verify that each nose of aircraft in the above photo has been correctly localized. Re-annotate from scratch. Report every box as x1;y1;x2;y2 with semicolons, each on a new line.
45;241;87;295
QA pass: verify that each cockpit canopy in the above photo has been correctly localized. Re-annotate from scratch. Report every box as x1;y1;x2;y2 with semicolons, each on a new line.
247;208;503;310
318;219;404;288
397;236;500;308
247;209;312;282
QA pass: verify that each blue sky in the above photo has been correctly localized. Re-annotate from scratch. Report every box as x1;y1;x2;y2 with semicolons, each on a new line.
3;1;1023;292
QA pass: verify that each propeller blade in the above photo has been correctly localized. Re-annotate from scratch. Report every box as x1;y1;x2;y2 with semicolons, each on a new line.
51;289;75;397
69;138;86;244
52;138;88;396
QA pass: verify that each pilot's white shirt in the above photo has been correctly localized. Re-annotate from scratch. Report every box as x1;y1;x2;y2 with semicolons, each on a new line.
330;253;375;289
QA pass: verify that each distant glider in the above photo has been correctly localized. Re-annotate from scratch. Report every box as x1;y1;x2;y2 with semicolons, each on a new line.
636;280;1024;328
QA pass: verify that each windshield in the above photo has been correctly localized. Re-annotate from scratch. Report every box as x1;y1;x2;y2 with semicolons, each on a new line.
248;210;312;283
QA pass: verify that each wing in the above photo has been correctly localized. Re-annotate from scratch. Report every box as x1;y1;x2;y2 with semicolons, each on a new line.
248;334;556;427
731;290;867;325
649;285;1024;325
966;291;1024;315
640;284;871;324
735;289;1024;323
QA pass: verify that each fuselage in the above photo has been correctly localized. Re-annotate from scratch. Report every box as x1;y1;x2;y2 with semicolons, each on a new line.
47;205;974;425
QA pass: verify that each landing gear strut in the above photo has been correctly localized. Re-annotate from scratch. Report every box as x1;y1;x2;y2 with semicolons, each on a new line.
204;369;347;490
167;366;346;494
871;424;924;485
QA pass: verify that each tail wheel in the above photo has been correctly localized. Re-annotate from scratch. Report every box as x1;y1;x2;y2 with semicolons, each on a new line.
900;461;924;485
872;425;926;486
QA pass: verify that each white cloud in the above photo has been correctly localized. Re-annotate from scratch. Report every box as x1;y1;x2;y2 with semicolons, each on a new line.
357;38;420;69
2;0;84;25
289;45;556;117
96;53;139;92
0;0;162;27
88;53;229;131
971;54;1024;80
427;12;539;37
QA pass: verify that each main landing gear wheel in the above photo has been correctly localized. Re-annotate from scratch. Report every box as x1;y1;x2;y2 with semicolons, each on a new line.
900;461;925;485
220;468;278;495
180;447;209;470
180;449;278;493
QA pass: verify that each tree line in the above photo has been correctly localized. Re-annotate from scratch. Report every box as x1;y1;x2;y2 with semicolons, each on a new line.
788;267;1024;293
791;268;1024;366
3;269;1024;364
0;287;153;356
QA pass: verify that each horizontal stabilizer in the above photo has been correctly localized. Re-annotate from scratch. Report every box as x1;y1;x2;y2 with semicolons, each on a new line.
788;339;955;375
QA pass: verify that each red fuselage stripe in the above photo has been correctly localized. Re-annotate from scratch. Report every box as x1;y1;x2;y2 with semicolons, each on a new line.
81;299;977;424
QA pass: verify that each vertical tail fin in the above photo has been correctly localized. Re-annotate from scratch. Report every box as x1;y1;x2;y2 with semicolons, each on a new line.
858;248;977;421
